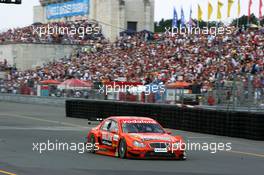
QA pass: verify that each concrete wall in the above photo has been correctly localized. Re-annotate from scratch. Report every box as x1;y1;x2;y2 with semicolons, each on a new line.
0;93;66;107
92;0;155;38
124;0;155;32
33;5;46;24
0;45;13;65
0;43;78;70
95;0;120;41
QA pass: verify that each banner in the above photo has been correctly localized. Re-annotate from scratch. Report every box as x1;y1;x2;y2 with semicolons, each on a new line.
46;0;89;20
172;7;178;28
208;2;213;20
198;4;203;21
181;7;185;26
228;0;234;17
260;0;263;19
248;0;253;18
188;6;195;27
238;0;241;17
217;0;224;20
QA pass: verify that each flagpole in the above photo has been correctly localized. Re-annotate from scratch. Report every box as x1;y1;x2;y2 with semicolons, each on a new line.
217;0;220;29
259;0;263;27
247;13;250;26
207;0;209;29
197;5;199;28
248;1;250;26
237;0;241;28
248;0;252;26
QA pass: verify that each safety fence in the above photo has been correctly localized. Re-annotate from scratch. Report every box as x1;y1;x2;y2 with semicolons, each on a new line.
66;99;264;140
0;93;66;106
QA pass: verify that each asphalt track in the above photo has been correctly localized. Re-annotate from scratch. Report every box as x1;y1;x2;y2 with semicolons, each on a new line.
0;101;263;175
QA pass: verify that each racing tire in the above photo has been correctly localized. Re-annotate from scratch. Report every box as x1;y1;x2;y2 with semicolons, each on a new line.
118;139;127;159
179;152;187;161
88;135;96;154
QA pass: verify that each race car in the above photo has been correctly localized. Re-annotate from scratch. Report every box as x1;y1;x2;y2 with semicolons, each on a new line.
86;116;186;160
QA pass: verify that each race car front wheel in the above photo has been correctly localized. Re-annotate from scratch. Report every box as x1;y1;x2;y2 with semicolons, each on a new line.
118;139;127;159
179;151;187;160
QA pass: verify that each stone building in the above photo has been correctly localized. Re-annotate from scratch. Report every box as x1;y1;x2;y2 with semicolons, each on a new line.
34;0;155;41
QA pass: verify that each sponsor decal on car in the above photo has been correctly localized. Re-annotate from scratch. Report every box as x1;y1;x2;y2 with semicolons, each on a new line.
122;120;157;124
154;148;168;153
102;133;113;146
129;134;171;141
113;134;119;141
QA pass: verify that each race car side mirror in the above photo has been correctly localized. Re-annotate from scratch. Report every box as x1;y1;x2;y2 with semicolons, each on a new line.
166;130;172;135
110;128;118;134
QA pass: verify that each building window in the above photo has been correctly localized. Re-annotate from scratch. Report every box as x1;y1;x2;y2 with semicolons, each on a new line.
127;22;137;32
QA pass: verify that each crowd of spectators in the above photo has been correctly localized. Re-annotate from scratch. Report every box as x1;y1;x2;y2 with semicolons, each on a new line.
0;22;264;100
0;20;104;45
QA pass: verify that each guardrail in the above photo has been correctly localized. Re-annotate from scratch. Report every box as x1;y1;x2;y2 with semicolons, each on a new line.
0;93;66;106
66;99;264;140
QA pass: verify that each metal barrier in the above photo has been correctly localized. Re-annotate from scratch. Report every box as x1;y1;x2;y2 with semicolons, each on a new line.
0;93;66;106
66;99;264;140
202;75;264;112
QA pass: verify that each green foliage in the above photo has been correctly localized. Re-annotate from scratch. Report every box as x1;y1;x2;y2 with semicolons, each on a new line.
231;14;259;27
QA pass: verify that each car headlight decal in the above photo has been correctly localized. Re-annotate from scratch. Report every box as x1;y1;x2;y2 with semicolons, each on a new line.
133;141;146;148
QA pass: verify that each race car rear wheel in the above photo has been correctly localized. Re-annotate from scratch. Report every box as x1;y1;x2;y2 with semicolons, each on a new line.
88;135;96;153
118;139;127;159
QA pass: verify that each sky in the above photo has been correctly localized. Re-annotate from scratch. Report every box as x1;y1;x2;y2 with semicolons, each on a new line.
0;0;262;30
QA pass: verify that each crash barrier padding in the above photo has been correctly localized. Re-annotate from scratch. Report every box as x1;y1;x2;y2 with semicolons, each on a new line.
66;99;264;140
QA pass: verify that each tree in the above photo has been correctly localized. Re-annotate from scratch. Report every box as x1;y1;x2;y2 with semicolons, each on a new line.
231;14;260;27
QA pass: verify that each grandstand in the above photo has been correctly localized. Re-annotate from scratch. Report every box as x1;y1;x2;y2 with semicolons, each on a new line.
0;0;263;109
0;19;104;70
0;24;264;108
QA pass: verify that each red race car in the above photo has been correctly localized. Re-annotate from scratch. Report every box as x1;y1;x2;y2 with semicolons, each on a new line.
86;116;186;160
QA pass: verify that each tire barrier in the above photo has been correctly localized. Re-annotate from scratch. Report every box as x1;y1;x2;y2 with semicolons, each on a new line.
66;99;264;140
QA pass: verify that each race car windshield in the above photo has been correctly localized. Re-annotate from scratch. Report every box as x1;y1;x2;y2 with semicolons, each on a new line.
122;123;165;133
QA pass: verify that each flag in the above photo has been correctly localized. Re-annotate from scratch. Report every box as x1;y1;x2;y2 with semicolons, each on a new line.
217;0;224;20
208;1;213;20
181;7;185;26
198;4;203;21
188;6;194;27
238;0;241;17
228;0;234;17
172;7;178;28
260;0;263;19
248;0;253;18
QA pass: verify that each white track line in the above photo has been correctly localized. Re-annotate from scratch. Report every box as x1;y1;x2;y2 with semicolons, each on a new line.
0;113;87;128
0;126;91;131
